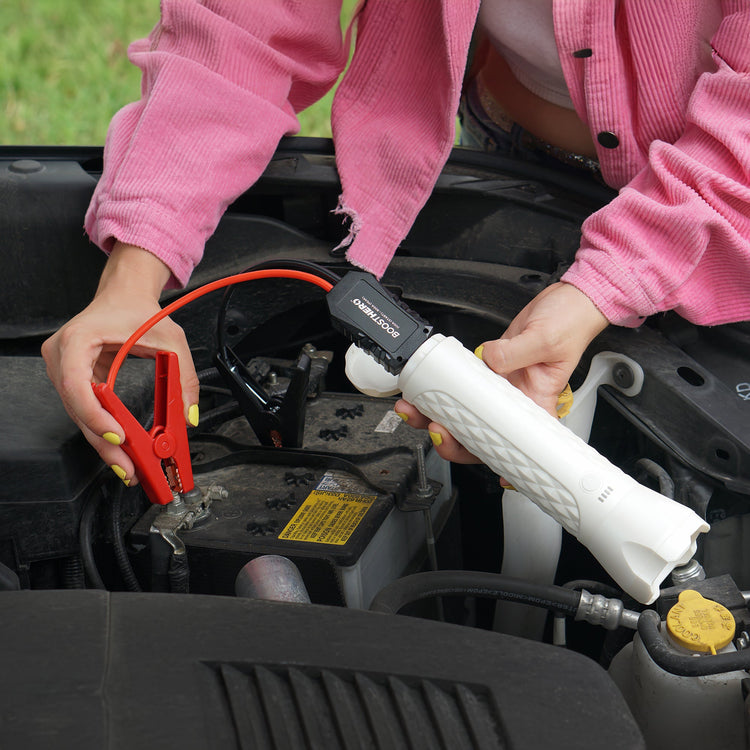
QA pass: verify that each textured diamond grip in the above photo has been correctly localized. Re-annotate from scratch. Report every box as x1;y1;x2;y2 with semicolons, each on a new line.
396;335;708;603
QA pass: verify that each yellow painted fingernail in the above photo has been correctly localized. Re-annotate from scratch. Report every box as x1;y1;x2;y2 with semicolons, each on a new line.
395;411;409;422
500;479;516;491
188;404;200;427
556;384;574;419
429;431;443;447
110;464;130;487
103;432;121;446
474;344;484;360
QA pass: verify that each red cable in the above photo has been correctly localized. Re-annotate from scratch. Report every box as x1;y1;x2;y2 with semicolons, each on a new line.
106;269;334;389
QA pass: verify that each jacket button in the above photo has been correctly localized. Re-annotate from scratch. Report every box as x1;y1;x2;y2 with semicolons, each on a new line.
573;48;593;58
597;131;620;149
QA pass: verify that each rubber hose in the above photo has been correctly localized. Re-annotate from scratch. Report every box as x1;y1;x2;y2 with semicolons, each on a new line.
79;487;106;590
0;561;20;591
563;579;622;598
369;571;581;616
193;401;241;431
635;458;675;499
554;579;627;649
109;483;142;592
61;554;86;589
638;609;750;676
197;366;220;383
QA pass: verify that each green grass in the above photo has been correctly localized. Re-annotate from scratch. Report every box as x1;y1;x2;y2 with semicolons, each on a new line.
2;0;357;145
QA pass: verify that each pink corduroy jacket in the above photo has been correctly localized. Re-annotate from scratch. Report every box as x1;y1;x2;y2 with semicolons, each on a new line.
85;0;750;328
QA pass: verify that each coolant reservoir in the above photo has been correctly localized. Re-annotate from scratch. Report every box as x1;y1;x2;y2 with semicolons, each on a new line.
609;590;746;749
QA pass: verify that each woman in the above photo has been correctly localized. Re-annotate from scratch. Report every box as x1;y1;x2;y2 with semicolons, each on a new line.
42;1;750;482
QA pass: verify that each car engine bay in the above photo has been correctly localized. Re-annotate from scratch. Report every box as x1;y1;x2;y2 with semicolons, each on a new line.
2;140;750;749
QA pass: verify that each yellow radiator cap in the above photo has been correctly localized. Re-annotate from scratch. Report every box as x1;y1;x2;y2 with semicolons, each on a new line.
666;589;736;655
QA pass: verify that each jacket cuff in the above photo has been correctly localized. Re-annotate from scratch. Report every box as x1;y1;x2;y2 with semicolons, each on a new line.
562;251;653;329
85;197;201;289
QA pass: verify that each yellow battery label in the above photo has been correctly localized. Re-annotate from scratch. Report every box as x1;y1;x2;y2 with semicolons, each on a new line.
278;489;376;545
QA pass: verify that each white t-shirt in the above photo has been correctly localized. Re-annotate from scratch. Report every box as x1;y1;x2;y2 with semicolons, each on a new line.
478;0;574;110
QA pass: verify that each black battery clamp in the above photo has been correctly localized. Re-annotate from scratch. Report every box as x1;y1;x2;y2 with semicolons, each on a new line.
326;272;434;374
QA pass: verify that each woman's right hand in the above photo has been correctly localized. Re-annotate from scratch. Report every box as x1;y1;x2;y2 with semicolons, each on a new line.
41;242;200;486
394;281;609;465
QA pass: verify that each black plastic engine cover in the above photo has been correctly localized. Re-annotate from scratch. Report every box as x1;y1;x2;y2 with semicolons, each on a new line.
0;357;154;569
0;590;645;750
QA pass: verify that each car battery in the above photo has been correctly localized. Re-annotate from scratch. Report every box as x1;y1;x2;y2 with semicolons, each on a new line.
130;392;453;608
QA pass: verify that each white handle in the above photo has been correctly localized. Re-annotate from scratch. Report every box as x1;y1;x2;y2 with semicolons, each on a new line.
395;335;708;604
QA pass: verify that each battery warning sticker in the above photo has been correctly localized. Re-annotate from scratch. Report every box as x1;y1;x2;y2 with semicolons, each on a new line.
278;484;376;546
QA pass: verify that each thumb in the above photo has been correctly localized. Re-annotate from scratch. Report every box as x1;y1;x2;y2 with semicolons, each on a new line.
479;329;552;377
477;334;569;417
174;345;200;428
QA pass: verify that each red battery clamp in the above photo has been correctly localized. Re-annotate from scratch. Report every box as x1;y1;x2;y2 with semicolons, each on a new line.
93;351;194;505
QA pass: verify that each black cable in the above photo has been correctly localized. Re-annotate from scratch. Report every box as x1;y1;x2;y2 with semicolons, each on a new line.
637;609;750;676
216;259;340;355
149;534;172;593
369;571;581;617
197;365;221;383
193;402;243;431
196;384;232;396
79;475;107;590
168;552;190;594
108;482;142;592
